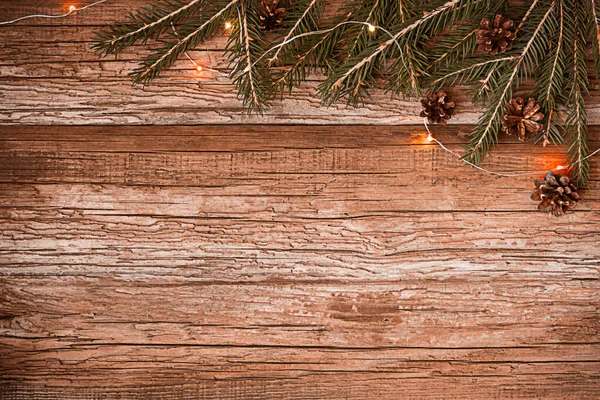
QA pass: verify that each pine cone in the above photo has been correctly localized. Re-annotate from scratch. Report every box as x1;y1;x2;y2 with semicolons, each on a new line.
476;15;517;55
531;171;580;217
258;0;286;31
420;90;455;125
501;97;544;141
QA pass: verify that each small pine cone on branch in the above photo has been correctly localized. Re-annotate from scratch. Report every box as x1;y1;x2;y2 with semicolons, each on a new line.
258;0;286;31
501;97;544;141
420;90;455;125
531;171;580;217
476;15;517;55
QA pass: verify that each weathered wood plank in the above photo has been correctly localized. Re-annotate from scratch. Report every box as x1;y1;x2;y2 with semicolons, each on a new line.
2;276;599;347
1;2;600;125
0;125;599;398
2;374;599;400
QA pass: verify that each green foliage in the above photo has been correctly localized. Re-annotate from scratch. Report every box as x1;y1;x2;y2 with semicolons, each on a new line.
94;0;599;186
465;0;557;165
227;0;271;114
564;0;590;185
93;0;210;56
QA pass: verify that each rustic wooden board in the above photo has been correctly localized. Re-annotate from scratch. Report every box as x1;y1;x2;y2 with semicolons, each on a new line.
1;0;600;125
2;1;600;398
1;125;599;399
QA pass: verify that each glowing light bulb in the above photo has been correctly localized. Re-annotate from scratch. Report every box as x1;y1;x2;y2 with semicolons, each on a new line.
225;21;232;29
367;23;376;32
556;165;567;170
196;65;204;72
68;5;77;12
427;135;434;142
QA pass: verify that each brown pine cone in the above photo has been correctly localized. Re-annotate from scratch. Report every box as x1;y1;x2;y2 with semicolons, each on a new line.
476;15;517;55
258;0;286;31
420;90;455;125
531;171;580;217
501;97;544;141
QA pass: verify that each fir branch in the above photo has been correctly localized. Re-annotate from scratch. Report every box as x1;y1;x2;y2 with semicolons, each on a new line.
565;0;590;185
267;0;325;67
321;0;489;105
272;13;353;92
516;0;542;33
228;1;272;114
466;1;556;164
472;65;503;103
566;84;589;186
93;0;208;56
587;0;600;79
337;0;468;90
428;28;477;71
429;55;516;89
397;0;415;22
535;0;565;146
345;0;385;58
241;5;259;109
401;43;422;94
132;0;238;84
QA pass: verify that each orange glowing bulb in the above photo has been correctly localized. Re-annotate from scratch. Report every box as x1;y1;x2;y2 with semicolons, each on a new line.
225;21;232;29
556;165;567;170
367;23;376;32
68;5;77;12
427;135;434;142
196;65;204;72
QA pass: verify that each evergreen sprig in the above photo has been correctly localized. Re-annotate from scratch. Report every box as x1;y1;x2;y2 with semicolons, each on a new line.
465;0;557;165
94;0;599;186
132;0;238;84
564;0;590;184
93;0;209;56
227;0;271;114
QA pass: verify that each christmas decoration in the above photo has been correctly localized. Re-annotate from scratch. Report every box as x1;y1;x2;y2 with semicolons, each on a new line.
501;97;544;141
258;0;286;31
92;0;600;186
475;15;516;55
531;170;580;217
420;90;455;125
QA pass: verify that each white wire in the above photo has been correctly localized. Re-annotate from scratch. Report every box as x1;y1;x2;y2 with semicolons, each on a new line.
575;147;600;165
3;2;600;174
423;118;560;178
0;0;106;26
244;21;402;73
170;22;228;76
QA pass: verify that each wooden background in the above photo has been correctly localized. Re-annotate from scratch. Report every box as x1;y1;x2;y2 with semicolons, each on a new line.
1;1;599;399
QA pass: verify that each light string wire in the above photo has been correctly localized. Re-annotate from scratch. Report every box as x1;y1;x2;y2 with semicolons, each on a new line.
0;0;106;26
424;118;550;177
244;21;401;72
423;117;600;177
170;22;228;76
176;20;395;77
2;2;600;176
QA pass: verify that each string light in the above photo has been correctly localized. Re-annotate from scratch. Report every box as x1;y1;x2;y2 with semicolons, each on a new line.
248;21;403;71
423;118;600;178
0;0;106;26
170;23;228;76
424;118;553;178
2;1;600;177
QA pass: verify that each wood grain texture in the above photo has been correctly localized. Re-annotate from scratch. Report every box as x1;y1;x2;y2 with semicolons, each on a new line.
1;0;600;125
1;125;599;399
1;1;600;398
